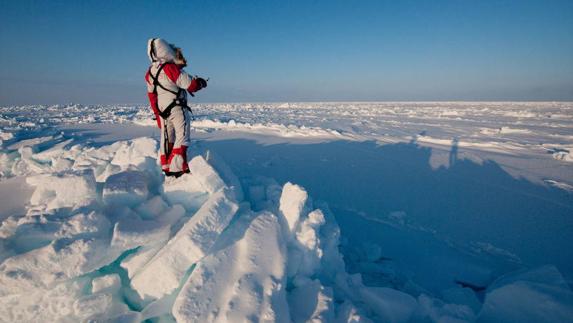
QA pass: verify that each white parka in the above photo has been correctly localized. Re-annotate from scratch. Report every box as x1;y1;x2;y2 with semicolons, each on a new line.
145;38;197;116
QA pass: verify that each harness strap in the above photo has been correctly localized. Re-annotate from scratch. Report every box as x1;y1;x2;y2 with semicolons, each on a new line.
149;64;179;96
148;63;196;120
149;38;157;62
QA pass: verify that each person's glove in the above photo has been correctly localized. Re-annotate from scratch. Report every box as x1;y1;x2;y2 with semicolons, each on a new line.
196;77;208;89
187;77;208;95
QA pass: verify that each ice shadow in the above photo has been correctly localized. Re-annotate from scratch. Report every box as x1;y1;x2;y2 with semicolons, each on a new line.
198;138;573;292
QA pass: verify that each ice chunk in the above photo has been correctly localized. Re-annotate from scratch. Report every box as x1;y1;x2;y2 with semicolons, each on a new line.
0;131;14;141
478;266;573;322
32;138;73;162
157;203;187;225
553;150;573;162
110;215;172;250
0;152;13;177
162;156;226;210
73;293;117;320
92;274;121;294
102;171;150;207
417;294;476;322
131;188;238;300
288;209;326;278
288;278;334;322
8;135;54;150
336;300;374;323
0;278;90;322
51;156;74;172
173;212;290;322
360;287;418;323
135;195;169;220
0;238;116;295
26;170;97;210
0;216;19;239
95;163;122;183
187;155;226;193
141;293;179;321
110;137;157;169
56;211;111;239
203;149;244;201
296;209;325;254
442;287;482;313
279;182;308;234
118;202;185;254
162;174;208;210
120;245;163;279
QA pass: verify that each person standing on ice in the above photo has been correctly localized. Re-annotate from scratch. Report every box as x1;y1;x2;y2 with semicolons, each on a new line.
145;38;208;177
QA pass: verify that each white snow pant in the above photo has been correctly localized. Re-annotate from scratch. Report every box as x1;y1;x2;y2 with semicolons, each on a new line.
159;106;190;173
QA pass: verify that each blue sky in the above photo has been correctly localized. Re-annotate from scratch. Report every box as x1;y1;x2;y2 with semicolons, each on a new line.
0;0;572;104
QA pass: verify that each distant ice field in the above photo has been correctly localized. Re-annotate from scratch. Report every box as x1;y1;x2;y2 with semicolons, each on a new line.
3;102;572;184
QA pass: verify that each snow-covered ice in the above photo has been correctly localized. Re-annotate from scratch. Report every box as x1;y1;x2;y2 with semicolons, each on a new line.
1;101;572;321
130;187;239;301
172;211;289;322
103;170;151;206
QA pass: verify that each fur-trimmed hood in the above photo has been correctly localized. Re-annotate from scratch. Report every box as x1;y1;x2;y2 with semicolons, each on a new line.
147;38;176;64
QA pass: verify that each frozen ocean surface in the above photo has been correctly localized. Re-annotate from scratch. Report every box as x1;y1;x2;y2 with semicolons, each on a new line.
0;102;572;322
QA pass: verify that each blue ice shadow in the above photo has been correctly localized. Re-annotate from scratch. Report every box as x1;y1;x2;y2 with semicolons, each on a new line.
198;138;573;293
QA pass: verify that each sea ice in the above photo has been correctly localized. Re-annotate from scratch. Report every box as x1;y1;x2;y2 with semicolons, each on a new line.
26;169;97;210
359;287;418;323
131;187;238;301
92;274;121;294
478;266;573;322
172;212;290;322
279;182;309;234
161;155;226;210
102;170;151;206
0;238;108;295
288;279;334;322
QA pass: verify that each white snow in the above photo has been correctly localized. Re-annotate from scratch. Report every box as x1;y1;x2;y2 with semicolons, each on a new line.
92;274;121;294
110;213;172;250
102;170;151;206
173;211;290;322
130;187;239;301
56;211;111;239
161;156;226;210
553;149;573;162
0;101;572;321
360;287;418;322
191;118;350;140
0;237;108;295
478;266;573;322
26;170;97;211
279;182;309;234
288;279;334;322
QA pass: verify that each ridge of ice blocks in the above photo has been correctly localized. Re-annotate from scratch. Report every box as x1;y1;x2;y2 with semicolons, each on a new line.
26;170;97;211
130;187;239;301
279;182;309;233
162;155;226;210
2;121;572;322
0;237;109;295
1;136;157;181
0;276;141;322
172;212;289;322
